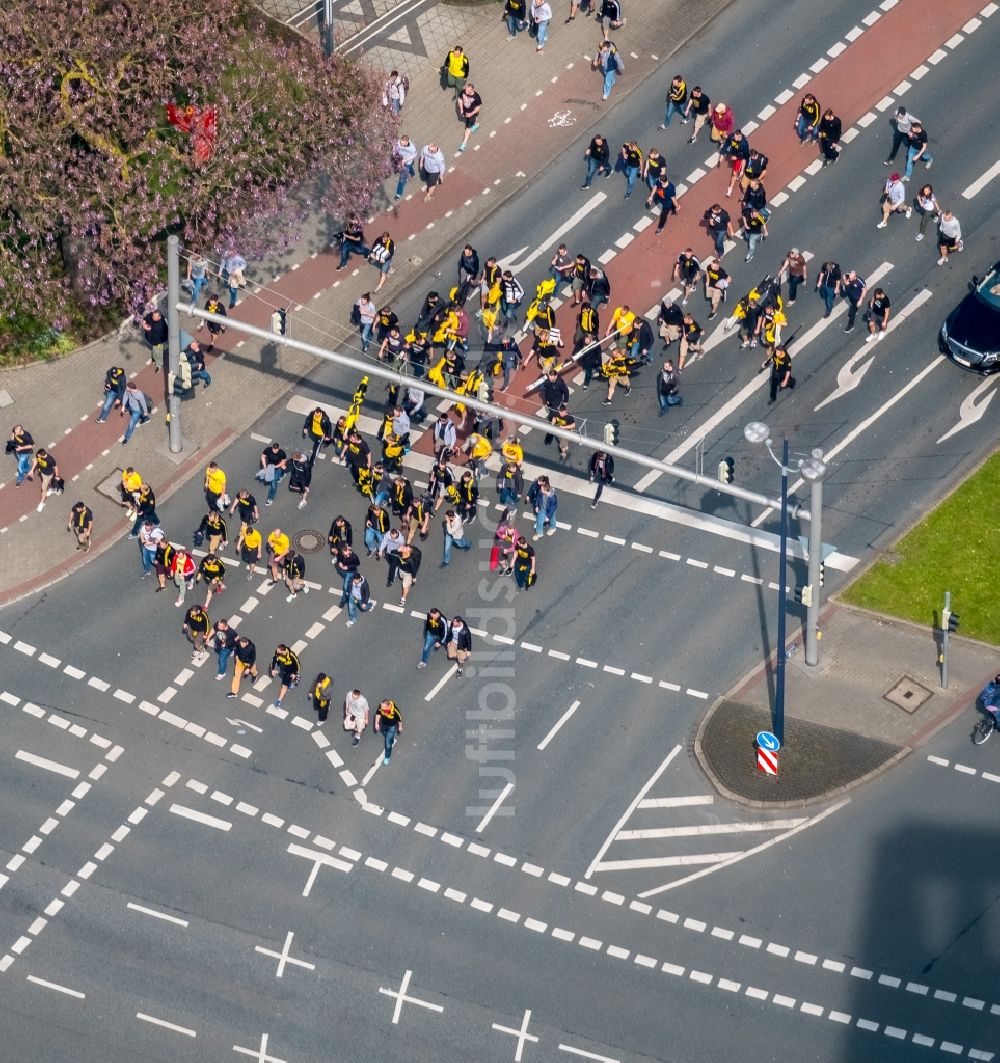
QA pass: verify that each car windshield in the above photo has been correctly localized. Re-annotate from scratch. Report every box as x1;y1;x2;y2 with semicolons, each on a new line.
976;267;1000;311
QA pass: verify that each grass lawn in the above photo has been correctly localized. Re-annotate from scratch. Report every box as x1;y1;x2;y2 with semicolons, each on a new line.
841;448;1000;645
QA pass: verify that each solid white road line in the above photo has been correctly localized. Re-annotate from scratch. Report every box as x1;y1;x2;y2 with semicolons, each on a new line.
499;193;608;273
637;797;850;896
362;754;384;786
558;1045;621;1062
338;0;432;55
537;700;582;751
595;853;742;871
585;745;681;879
962;159;1000;198
638;795;714;809
634;262;894;490
26;975;85;999
168;803;232;832
616;818;806;840
475;781;515;834
15;750;79;780
424;663;457;702
136;1012;197;1037
127;902;189;927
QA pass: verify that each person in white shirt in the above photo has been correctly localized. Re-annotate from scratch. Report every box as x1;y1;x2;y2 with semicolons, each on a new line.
393;135;418;201
876;174;910;229
343;689;370;746
420;142;446;202
441;509;471;566
531;0;553;51
355;293;377;353
384;71;406;116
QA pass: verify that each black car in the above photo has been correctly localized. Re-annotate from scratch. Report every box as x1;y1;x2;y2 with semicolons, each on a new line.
938;262;1000;373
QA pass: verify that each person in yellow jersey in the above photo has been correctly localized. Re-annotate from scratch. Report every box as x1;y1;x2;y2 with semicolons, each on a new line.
267;527;290;583
606;304;635;351
443;44;470;98
203;460;227;513
463;431;492;480
238;523;263;581
600;348;631;406
500;435;523;467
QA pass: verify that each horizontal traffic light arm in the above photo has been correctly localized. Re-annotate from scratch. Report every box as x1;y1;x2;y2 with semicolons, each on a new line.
181;303;810;520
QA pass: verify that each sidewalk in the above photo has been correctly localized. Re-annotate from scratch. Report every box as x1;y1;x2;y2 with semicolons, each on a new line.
0;0;730;606
695;603;998;808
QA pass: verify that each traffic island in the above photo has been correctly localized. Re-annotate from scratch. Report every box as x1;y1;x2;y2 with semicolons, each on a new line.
696;699;904;808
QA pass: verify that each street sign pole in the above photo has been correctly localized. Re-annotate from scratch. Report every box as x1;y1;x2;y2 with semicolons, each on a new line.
166;235;183;454
941;589;951;689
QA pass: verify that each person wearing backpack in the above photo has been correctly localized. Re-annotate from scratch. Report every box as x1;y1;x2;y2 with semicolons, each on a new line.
383;71;406;116
594;41;623;101
120;383;150;445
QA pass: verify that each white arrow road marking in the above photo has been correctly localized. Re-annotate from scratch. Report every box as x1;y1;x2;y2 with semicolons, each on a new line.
498;192;607;272
752;351;944;526
226;717;264;733
813;289;933;411
937;376;999;443
634;262;894;492
814;348;877;411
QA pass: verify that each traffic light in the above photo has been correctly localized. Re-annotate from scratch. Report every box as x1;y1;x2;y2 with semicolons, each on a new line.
944;609;960;634
818;561;825;587
718;456;735;483
271;308;288;336
794;585;813;607
603;419;620;446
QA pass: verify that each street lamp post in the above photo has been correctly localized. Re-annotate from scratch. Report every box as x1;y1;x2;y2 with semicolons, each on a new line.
745;423;827;744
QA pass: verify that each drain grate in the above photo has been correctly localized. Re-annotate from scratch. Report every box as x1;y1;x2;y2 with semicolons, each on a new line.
883;676;933;714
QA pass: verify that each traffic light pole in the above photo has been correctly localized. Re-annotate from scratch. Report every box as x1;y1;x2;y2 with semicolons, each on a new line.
177;298;813;521
804;469;823;667
166;235;183;454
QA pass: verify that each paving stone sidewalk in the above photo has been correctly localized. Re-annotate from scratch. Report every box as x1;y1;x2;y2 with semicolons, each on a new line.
696;603;998;807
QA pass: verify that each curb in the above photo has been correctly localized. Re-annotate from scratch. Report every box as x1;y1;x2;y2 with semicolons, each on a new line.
0;427;237;610
693;702;911;812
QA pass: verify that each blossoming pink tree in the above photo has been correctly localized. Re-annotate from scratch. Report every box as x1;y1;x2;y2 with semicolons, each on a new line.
0;0;395;333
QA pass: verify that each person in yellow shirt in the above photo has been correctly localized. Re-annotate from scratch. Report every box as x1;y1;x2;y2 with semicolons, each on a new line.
204;461;227;512
444;45;470;98
267;527;290;583
238;525;263;581
119;466;143;513
500;436;523;467
607;305;636;351
463;432;493;479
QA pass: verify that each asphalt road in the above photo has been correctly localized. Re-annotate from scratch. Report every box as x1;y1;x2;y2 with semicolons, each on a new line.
1;1;999;1060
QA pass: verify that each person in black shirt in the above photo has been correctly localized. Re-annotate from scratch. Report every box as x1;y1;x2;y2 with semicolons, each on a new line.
703;204;733;259
418;607;448;668
540;370;570;418
302;408;331;466
335;546;362;605
457;245;480;301
815;261;842;317
209;619;239;680
457;83;482;152
141;308;168;372
767;346;793;403
337;212;369;271
229;489;259;535
67;501;94;551
818;110;842;165
97;367;127;423
864;288;891;343
287;452;312;509
658;298;684;349
582;134;612;188
328;515;353;557
841;270;867;333
684;86;711;143
269;644;301;709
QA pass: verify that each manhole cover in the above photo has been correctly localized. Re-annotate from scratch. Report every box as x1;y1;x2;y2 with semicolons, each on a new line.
883;676;933;714
293;529;325;554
